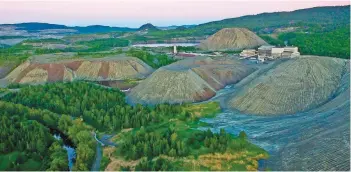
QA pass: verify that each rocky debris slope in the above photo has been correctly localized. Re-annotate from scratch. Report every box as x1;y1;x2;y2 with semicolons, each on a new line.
229;56;348;115
274;65;350;170
5;55;153;84
199;28;268;51
127;56;256;104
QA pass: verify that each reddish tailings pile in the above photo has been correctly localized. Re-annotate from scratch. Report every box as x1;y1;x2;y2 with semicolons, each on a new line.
5;56;154;84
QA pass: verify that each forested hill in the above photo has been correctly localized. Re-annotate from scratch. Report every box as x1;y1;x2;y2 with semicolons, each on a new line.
0;22;137;33
195;5;350;34
146;5;349;39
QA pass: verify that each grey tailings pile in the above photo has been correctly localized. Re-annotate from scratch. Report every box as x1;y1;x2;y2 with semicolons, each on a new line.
200;57;350;170
228;56;348;115
127;56;256;104
202;57;350;171
199;28;268;51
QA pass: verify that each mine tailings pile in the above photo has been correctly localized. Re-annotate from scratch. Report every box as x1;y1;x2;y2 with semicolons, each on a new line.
127;56;256;104
228;55;348;115
4;55;153;84
201;55;350;171
199;27;268;51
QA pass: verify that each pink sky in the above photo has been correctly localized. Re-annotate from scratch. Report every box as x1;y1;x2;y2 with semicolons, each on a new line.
0;0;349;27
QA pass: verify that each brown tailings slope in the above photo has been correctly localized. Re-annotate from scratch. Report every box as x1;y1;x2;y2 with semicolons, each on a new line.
199;28;268;51
127;56;256;105
5;55;154;84
229;56;348;115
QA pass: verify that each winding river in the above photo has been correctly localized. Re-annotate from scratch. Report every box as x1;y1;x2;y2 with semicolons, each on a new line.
51;129;76;171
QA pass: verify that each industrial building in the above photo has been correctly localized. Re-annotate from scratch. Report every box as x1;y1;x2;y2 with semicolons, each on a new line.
240;45;300;62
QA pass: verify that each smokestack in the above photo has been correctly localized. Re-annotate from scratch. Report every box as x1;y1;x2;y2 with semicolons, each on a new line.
173;45;177;54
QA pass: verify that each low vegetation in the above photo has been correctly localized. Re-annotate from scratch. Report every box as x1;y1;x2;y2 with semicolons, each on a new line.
75;38;129;52
23;38;66;44
0;44;32;65
126;48;177;68
0;88;8;94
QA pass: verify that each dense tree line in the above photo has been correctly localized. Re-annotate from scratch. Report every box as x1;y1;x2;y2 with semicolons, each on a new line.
3;82;183;131
121;127;251;170
120;127;248;159
0;101;96;171
126;48;177;68
76;38;129;52
147;6;350;38
260;26;350;59
134;157;178;171
0;102;67;170
120;127;189;160
278;26;350;59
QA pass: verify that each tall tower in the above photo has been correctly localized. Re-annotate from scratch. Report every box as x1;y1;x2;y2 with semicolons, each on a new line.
173;45;177;54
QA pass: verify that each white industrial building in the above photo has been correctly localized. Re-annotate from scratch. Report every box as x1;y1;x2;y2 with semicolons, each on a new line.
240;45;300;62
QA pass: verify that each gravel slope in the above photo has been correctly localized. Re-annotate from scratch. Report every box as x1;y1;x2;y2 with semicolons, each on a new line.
199;28;268;51
127;56;256;104
4;55;154;84
200;58;350;170
229;56;348;115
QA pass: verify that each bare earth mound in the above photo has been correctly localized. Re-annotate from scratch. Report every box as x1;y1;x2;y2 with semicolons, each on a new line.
229;56;348;115
199;28;268;51
127;56;256;104
5;55;153;84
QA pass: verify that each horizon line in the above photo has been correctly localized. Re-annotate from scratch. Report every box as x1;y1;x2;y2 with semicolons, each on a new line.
0;4;349;28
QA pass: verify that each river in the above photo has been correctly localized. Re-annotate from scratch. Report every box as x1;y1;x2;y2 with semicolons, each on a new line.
51;129;76;171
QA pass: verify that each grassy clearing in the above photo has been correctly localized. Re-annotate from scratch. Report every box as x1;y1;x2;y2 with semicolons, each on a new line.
0;88;9;94
126;48;177;68
184;101;221;119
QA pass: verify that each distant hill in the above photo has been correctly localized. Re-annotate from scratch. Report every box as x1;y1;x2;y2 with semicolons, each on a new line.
6;22;68;31
157;24;197;30
195;5;350;34
73;25;136;33
138;23;159;31
145;5;350;38
0;22;137;33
